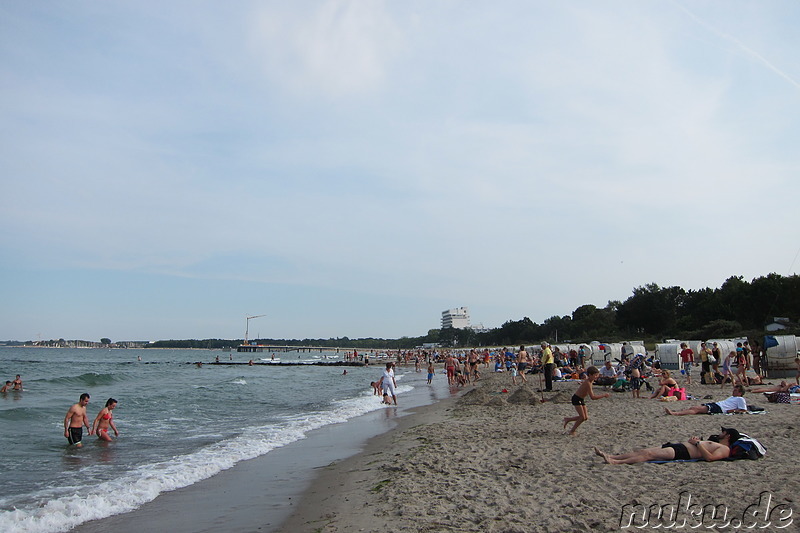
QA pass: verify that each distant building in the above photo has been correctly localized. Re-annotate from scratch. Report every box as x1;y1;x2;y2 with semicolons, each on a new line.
470;323;490;334
442;307;471;329
766;317;792;332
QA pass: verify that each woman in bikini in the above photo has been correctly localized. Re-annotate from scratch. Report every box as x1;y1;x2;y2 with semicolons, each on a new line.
91;398;119;442
649;369;678;399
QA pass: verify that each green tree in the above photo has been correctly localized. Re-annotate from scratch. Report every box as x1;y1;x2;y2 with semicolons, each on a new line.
100;338;111;345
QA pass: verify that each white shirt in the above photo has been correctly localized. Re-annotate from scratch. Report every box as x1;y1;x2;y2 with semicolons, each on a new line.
716;396;747;412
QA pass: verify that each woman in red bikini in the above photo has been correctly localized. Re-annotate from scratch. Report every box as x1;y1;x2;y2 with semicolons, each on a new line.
91;398;119;442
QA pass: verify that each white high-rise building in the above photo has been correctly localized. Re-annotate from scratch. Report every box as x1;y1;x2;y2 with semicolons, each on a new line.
441;307;471;329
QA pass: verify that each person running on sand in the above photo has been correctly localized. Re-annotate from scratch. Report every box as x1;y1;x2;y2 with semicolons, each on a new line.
64;393;92;447
562;366;610;436
594;428;740;464
665;385;747;416
91;398;119;442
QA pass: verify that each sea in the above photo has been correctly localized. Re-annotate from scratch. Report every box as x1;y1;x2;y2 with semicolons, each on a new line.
0;346;450;532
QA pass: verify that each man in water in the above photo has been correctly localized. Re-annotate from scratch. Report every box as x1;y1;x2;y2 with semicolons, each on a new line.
64;393;92;447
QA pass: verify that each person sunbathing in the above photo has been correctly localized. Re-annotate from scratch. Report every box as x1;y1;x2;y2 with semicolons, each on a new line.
751;380;800;394
664;385;747;415
594;428;740;464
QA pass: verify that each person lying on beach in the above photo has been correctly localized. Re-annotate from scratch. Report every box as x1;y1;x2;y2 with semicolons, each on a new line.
750;381;800;394
649;370;678;399
664;385;747;416
563;366;610;436
594;428;740;464
741;373;764;386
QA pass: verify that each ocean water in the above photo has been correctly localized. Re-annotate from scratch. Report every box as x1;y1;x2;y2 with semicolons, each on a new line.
0;347;433;532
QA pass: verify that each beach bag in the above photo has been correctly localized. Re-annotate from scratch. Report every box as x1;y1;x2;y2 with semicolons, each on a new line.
729;436;766;460
667;387;687;400
708;354;717;365
767;392;791;404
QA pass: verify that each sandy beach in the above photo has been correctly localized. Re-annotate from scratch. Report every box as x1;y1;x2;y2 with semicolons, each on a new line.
279;372;799;532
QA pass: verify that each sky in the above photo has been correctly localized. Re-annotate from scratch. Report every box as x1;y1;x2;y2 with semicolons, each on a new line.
1;1;799;342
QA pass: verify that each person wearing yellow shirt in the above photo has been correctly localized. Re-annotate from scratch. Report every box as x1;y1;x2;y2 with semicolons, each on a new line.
540;342;555;392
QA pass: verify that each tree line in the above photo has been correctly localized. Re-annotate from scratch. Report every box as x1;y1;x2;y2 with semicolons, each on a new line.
144;273;799;351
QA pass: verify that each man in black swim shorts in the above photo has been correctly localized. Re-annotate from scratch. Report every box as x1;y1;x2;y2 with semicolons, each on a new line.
64;393;91;447
594;429;740;464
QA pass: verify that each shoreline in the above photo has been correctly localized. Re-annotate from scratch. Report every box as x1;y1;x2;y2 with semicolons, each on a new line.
278;373;800;532
71;368;459;533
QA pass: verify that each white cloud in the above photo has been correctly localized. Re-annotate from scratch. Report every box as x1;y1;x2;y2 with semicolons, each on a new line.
249;0;403;97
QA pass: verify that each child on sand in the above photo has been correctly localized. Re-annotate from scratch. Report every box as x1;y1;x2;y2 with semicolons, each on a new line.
563;366;610;436
510;362;519;385
629;367;642;399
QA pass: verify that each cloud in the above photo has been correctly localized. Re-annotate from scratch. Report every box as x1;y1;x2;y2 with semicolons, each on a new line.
249;0;403;97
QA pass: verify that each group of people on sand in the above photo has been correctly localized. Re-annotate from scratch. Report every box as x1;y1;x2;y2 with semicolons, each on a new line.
684;341;773;387
0;374;23;393
559;362;762;465
63;393;119;447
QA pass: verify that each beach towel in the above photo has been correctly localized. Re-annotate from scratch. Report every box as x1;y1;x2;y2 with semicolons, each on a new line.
647;459;701;464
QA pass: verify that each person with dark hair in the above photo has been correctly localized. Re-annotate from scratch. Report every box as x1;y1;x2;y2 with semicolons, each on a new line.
64;393;91;447
562;366;610;436
594;428;740;464
91;398;119;442
665;385;747;415
381;362;397;405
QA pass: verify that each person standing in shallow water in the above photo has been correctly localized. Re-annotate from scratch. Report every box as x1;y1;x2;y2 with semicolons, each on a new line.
64;393;91;447
91;398;119;442
381;362;397;405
